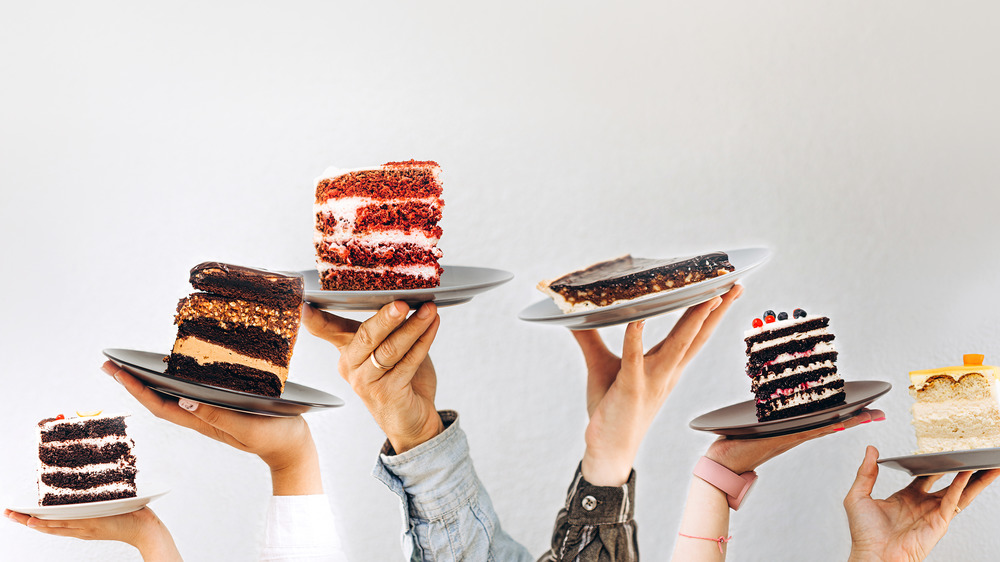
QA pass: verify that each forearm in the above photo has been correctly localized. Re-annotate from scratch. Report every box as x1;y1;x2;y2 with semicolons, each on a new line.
268;432;324;496
671;477;731;561
134;517;183;562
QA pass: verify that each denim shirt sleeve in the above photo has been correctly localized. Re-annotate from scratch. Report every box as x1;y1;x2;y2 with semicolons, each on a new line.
372;410;535;562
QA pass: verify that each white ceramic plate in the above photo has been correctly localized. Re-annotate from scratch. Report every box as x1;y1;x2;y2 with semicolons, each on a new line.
879;448;1000;477
518;247;771;330
303;265;514;311
103;349;345;417
7;489;169;521
689;380;892;438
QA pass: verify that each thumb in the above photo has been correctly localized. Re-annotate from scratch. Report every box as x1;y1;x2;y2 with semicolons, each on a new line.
302;304;361;348
846;445;880;502
571;329;615;367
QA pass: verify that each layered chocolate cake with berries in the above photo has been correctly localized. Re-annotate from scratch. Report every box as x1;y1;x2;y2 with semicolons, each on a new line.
745;309;845;421
537;252;735;314
37;412;137;506
165;262;304;397
314;160;444;290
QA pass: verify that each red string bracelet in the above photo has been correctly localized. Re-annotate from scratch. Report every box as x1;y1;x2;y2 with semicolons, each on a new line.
678;532;732;554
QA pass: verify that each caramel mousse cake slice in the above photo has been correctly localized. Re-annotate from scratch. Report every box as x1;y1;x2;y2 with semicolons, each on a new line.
537;252;735;314
909;354;1000;454
314;160;444;290
37;412;138;506
165;262;304;397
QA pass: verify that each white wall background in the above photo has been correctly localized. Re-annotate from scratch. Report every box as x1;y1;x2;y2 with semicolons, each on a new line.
3;1;1000;560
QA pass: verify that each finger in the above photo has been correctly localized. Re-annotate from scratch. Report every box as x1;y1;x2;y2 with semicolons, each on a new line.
25;517;79;529
344;301;410;369
845;445;880;502
24;526;88;538
941;471;974;517
674;285;743;370
829;409;886;432
101;362;222;436
301;304;361;349
620;321;645;374
174;398;252;450
958;469;1000;508
5;510;31;526
365;302;438;380
386;314;441;389
571;329;617;367
910;473;945;493
646;297;720;375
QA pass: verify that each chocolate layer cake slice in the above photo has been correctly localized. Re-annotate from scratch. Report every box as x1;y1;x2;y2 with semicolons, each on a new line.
37;413;138;506
537;252;735;314
744;309;846;421
165;262;304;397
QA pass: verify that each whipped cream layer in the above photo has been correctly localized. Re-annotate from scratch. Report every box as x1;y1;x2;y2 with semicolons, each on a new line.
316;262;439;278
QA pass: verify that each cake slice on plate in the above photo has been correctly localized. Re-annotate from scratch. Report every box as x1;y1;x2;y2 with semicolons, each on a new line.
166;262;304;397
909;354;1000;454
37;412;137;506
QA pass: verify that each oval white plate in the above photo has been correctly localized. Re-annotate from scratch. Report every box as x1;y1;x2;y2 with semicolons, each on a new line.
7;489;169;521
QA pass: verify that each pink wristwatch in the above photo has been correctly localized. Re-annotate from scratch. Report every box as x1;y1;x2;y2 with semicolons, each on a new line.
693;457;758;511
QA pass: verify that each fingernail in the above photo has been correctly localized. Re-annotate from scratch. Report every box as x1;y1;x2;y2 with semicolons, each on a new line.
637;320;645;330
873;414;886;422
710;298;723;311
417;304;432;319
833;425;845;431
388;302;403;318
101;363;115;375
733;285;744;299
113;372;122;385
178;398;198;412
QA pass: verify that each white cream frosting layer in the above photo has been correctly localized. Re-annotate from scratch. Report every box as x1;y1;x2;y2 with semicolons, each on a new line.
750;326;831;353
39;480;136;498
172;337;287;377
315;262;439;277
765;342;837;368
39;413;128;431
754;360;836;386
313;231;441;247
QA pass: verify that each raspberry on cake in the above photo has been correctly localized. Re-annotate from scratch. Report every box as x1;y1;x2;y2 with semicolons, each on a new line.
165;262;304;397
909;354;1000;454
37;412;138;506
744;308;846;422
537;252;735;314
314;160;444;290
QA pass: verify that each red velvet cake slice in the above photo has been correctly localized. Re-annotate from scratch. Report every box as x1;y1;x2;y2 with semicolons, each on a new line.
314;160;444;290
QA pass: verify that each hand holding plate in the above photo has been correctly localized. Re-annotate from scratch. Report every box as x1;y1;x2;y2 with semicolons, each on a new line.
4;507;181;561
704;408;885;474
845;445;1000;562
577;285;742;486
303;301;443;454
101;361;321;495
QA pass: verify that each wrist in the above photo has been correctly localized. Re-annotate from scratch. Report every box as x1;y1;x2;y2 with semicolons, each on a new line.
847;548;883;562
131;512;181;561
704;443;754;474
388;412;444;454
267;434;323;495
581;448;633;487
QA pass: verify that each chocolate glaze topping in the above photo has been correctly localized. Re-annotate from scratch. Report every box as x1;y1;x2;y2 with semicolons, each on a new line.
549;252;733;289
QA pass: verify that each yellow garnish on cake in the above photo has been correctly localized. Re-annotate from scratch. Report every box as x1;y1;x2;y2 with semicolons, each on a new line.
75;410;104;417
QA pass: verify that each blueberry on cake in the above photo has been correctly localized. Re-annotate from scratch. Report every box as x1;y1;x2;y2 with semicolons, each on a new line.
165;262;304;397
745;308;846;421
37;412;137;506
909;354;1000;454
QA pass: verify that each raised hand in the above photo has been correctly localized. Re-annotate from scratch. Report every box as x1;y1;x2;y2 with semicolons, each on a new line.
101;361;321;495
302;301;442;454
845;446;1000;562
4;507;182;561
705;408;886;474
574;285;742;486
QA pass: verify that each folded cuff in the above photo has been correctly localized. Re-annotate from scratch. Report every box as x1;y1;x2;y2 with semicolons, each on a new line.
564;463;636;525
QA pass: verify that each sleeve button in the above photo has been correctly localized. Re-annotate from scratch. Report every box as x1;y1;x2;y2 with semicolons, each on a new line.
581;495;598;511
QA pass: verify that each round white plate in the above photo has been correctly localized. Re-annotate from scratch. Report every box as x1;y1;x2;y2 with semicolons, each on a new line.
303;265;514;311
689;380;892;439
103;349;345;417
7;489;169;521
879;448;1000;477
518;247;771;330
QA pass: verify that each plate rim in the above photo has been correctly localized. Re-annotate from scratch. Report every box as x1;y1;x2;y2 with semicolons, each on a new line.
102;349;346;411
518;247;771;326
689;380;893;436
878;447;1000;476
6;488;170;520
303;264;515;297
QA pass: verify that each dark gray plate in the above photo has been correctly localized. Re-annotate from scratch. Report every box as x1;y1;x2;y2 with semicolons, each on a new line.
102;349;345;417
689;380;892;439
303;265;513;311
518;247;770;330
879;448;1000;476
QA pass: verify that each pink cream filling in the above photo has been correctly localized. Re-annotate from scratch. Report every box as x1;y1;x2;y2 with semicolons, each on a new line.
756;380;825;404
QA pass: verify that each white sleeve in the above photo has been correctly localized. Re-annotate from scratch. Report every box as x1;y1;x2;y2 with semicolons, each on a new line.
259;495;349;561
